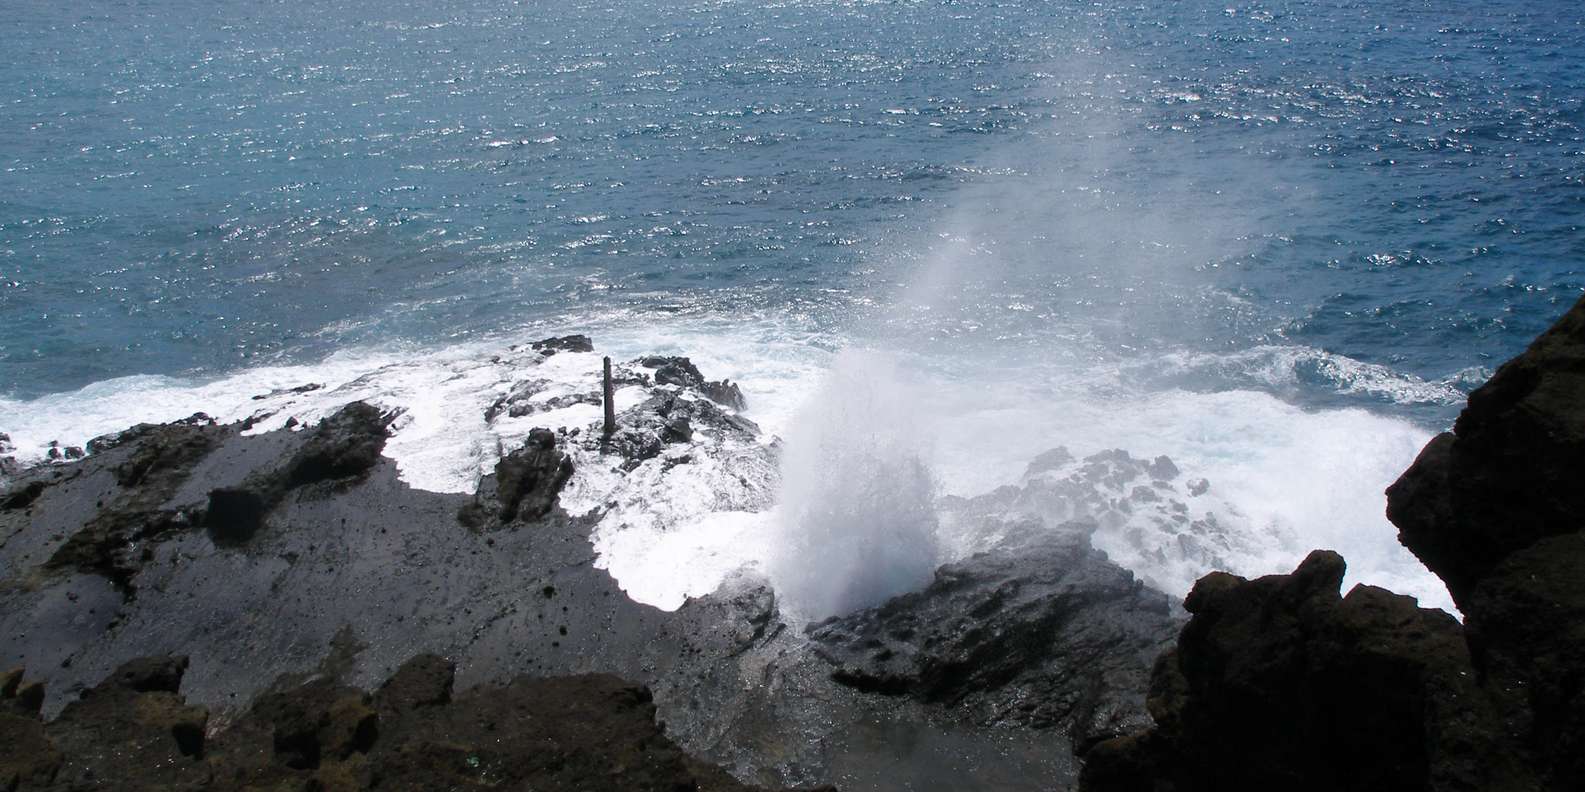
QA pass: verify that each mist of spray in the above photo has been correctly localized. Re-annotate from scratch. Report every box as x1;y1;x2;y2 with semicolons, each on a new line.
761;31;1446;622
766;349;941;623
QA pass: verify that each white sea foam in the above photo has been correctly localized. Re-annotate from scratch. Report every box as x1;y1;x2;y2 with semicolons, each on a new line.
1146;344;1472;406
0;319;1456;616
930;381;1448;610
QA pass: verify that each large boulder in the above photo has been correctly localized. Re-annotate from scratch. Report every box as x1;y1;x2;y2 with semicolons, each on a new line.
458;427;574;528
1384;293;1585;790
809;521;1180;751
1083;295;1585;792
1080;551;1531;792
1387;294;1585;605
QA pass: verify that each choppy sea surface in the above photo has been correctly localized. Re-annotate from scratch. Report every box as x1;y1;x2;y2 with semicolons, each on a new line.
3;0;1583;614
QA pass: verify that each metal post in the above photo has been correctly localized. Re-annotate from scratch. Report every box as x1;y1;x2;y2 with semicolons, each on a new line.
602;356;616;438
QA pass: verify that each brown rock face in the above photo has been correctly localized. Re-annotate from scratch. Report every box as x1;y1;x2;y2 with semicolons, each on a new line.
0;654;819;792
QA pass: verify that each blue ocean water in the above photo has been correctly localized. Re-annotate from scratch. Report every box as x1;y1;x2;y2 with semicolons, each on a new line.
3;0;1579;412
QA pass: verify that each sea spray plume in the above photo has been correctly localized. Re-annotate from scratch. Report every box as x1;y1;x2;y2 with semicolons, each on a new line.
767;348;941;623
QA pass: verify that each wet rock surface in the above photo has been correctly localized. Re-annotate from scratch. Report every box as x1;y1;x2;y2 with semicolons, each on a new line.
593;389;760;470
809;521;1180;751
458;427;575;528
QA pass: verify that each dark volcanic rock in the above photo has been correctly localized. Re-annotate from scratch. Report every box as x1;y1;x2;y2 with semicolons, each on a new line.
206;401;395;544
1080;551;1530;792
1384;293;1585;790
637;355;747;409
597;389;759;470
45;656;210;789
44;418;229;592
484;377;552;422
1387;294;1585;605
809;521;1180;750
1;480;46;510
639;355;707;388
702;378;749;410
282;401;395;487
531;333;594;355
459;427;575;528
1083;297;1585;792
1;668;61;791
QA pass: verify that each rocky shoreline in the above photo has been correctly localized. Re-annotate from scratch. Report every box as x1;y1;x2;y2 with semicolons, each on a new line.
4;296;1583;791
1081;294;1585;792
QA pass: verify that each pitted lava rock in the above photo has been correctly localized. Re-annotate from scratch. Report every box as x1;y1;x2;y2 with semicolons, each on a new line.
0;655;820;792
207;401;396;544
459;427;575;528
1385;292;1585;790
1080;551;1529;791
809;521;1180;750
1387;294;1585;605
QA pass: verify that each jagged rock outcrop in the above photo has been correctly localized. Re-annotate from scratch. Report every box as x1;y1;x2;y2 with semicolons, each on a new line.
1387;295;1585;605
205;401;397;544
809;521;1180;751
0;654;818;792
1385;292;1585;791
638;355;749;410
1082;295;1585;792
594;389;760;470
1080;551;1531;792
458;427;575;528
531;334;595;355
702;379;748;411
43;417;230;593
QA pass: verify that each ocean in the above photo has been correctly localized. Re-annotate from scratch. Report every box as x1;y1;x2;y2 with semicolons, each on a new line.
2;0;1582;615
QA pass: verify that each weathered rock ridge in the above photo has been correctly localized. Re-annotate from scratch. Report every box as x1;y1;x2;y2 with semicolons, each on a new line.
809;520;1180;753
